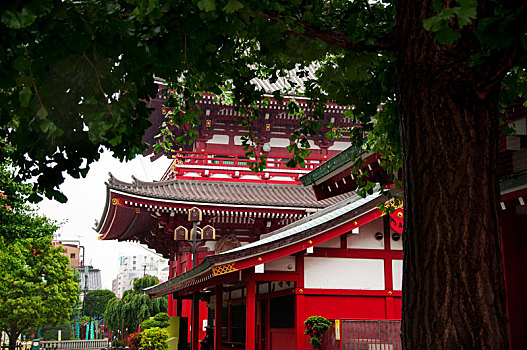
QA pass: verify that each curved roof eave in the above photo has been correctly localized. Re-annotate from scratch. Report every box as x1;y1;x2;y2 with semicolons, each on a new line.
144;191;388;298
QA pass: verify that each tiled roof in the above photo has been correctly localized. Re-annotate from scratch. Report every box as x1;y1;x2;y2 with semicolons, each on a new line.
144;192;386;298
300;145;359;186
106;174;350;209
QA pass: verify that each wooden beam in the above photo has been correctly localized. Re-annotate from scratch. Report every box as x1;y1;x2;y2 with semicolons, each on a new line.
191;293;200;350
246;279;256;350
215;285;223;350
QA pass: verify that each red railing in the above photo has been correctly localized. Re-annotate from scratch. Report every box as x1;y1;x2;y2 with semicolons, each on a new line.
161;151;326;181
341;320;401;350
319;320;402;350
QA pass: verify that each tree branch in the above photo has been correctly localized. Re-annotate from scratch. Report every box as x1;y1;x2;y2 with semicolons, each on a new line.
25;49;46;119
178;23;190;72
239;11;396;52
82;52;115;118
301;22;396;52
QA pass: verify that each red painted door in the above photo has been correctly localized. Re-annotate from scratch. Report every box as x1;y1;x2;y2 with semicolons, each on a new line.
270;329;296;349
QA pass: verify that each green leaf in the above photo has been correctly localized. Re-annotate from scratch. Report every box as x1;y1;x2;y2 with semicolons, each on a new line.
36;106;48;119
18;87;32;107
1;9;37;29
436;27;461;44
197;0;216;12
40;119;56;134
223;0;244;13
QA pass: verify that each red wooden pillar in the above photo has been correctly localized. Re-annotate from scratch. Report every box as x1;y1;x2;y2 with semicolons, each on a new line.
215;285;223;350
246;279;256;350
192;292;200;350
168;260;176;317
295;293;305;350
296;255;305;350
383;215;394;319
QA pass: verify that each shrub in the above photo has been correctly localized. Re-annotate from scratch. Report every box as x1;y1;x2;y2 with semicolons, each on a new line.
139;327;168;350
304;316;332;349
128;332;142;350
140;313;170;331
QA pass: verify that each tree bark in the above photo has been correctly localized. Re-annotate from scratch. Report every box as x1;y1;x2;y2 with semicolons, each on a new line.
8;332;19;350
396;1;510;349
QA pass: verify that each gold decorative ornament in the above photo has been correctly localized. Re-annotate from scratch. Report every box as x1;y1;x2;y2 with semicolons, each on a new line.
212;263;238;276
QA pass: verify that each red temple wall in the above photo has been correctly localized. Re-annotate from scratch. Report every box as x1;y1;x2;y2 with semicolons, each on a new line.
501;206;527;350
302;295;400;321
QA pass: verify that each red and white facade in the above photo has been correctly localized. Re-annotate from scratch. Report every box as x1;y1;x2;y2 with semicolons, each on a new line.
95;83;369;349
145;192;403;350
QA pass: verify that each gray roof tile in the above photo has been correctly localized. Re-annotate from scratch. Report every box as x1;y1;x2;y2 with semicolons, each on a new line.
107;174;349;209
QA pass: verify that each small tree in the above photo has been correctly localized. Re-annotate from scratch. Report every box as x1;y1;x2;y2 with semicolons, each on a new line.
103;276;167;339
139;327;168;350
0;236;78;350
304;316;332;349
82;289;116;319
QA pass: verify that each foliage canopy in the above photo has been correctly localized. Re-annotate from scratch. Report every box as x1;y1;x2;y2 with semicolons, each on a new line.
104;275;167;337
3;0;527;347
0;236;78;349
2;0;525;202
82;289;116;319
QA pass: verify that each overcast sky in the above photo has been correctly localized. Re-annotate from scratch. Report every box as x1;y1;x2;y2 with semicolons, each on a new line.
36;150;172;290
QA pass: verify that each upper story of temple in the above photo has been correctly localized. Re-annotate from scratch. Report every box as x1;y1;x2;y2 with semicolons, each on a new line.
142;82;354;183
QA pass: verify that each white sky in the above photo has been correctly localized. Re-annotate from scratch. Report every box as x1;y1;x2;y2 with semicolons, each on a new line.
36;150;173;290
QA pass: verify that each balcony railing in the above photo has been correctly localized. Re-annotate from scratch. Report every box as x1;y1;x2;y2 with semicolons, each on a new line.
161;151;325;182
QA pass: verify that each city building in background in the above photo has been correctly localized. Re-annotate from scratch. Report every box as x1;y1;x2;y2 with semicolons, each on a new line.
79;266;102;293
61;243;81;268
111;254;168;298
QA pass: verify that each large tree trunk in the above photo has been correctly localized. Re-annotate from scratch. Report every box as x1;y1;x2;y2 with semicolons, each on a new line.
8;332;19;350
396;1;510;349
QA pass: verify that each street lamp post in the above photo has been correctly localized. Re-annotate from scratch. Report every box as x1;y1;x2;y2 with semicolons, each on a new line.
174;207;216;268
174;207;216;350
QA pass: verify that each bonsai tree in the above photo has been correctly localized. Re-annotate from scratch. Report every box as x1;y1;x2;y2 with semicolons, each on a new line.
304;316;332;349
140;313;170;331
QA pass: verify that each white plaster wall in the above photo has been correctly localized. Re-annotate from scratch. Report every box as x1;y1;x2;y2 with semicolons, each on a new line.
206;134;230;144
392;260;403;291
264;256;296;271
183;172;202;177
240;174;261;180
269;138;291;148
328;141;350;151
269;176;295;182
304;257;385;290
317;236;341;248
390;228;403;250
210;173;231;178
347;218;385;249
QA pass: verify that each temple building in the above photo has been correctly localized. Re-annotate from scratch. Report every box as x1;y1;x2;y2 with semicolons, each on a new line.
96;81;361;349
97;75;527;349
